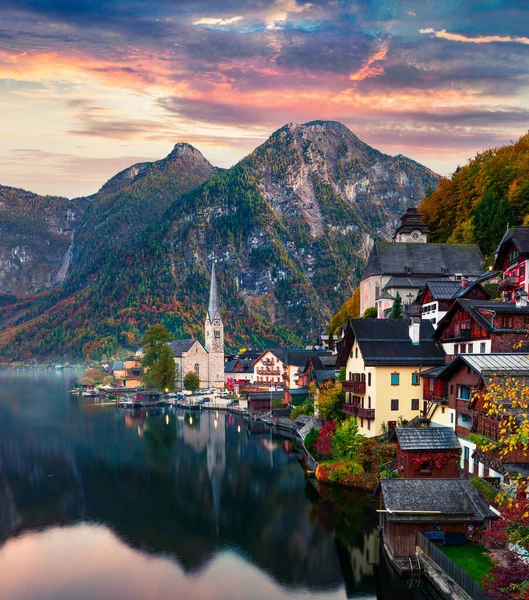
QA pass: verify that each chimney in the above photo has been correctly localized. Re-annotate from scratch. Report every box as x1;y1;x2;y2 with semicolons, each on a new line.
461;279;468;287
516;290;528;308
408;317;421;345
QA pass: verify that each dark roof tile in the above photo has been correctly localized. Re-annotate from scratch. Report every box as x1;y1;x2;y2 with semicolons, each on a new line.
396;427;461;450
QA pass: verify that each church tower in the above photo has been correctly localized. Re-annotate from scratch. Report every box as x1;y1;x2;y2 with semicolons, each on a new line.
393;207;429;243
205;261;225;389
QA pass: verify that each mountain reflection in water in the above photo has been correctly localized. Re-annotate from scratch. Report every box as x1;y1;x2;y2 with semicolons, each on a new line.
0;371;430;599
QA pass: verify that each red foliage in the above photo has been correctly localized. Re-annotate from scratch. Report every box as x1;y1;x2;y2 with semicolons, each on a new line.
314;422;336;457
409;450;460;471
484;554;529;600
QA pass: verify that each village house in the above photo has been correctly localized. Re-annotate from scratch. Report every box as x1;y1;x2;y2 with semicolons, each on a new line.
433;295;529;358
420;279;490;328
336;318;446;437
494;226;529;301
224;357;255;390
435;353;529;485
252;349;286;388
112;356;143;388
395;427;461;479
282;349;333;404
360;207;484;314
296;354;337;390
380;478;496;564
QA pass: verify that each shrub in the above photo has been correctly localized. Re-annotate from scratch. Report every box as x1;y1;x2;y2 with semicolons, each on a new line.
484;554;529;600
316;462;377;489
290;403;314;420
304;427;320;457
314;422;336;458
332;418;361;461
315;382;344;423
471;476;500;505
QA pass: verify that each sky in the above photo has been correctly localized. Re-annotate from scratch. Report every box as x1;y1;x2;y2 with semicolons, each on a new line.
1;0;529;197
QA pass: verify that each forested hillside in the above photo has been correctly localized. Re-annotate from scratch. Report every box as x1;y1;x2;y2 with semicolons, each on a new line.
0;121;439;361
419;133;529;255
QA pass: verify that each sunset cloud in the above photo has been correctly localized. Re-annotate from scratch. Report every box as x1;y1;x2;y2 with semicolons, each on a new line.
0;0;528;196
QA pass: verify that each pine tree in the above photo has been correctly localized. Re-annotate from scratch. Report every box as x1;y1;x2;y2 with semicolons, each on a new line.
390;292;403;319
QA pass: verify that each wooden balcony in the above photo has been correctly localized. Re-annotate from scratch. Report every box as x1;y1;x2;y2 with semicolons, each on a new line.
499;276;520;292
456;399;472;413
432;395;449;404
342;380;366;393
342;404;375;419
455;425;471;439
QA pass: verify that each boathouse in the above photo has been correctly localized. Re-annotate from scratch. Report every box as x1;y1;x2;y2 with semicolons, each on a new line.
395;427;461;479
380;478;495;561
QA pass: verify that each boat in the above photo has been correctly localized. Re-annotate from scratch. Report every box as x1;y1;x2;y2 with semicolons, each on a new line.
82;389;100;397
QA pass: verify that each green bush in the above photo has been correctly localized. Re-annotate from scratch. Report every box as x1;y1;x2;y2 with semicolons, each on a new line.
304;427;320;457
471;476;499;505
332;418;362;460
290;403;314;420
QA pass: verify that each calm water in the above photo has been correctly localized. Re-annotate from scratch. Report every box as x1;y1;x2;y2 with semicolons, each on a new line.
0;370;431;600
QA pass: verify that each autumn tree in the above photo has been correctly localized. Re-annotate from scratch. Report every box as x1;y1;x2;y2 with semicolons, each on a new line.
141;324;175;391
79;368;104;385
315;381;344;423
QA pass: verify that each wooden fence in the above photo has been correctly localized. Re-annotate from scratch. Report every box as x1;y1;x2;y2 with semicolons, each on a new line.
416;532;490;600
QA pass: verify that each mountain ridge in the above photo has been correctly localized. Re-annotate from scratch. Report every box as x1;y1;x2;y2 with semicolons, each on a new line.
0;120;439;360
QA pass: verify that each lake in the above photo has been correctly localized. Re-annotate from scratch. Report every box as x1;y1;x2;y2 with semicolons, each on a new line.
0;370;433;599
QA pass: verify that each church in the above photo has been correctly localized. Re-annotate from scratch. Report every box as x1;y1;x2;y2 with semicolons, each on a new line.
169;262;225;390
360;207;485;315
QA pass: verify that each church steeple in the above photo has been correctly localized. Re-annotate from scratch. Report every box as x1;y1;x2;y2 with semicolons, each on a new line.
393;206;429;243
204;258;225;389
208;261;220;321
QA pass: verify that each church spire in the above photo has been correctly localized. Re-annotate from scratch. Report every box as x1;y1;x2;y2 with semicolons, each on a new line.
208;260;220;321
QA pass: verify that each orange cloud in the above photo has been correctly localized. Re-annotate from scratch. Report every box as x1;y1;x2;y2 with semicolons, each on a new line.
349;46;387;81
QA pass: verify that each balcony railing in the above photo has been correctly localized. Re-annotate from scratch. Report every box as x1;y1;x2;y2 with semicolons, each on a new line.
499;276;520;292
443;329;472;341
342;404;375;419
342;380;366;393
431;395;449;404
455;424;471;439
456;399;473;412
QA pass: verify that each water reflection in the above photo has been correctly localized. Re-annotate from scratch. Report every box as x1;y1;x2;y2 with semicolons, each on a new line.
0;371;432;599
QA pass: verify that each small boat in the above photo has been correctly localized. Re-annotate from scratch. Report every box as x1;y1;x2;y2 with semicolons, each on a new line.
82;389;100;397
118;396;134;408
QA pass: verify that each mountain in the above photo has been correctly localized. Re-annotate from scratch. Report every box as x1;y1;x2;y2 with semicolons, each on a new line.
419;133;529;255
0;121;439;361
0;185;87;294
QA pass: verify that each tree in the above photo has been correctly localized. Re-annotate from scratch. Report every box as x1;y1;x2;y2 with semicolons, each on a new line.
315;382;344;422
141;324;175;391
183;371;200;392
363;307;377;318
332;418;362;461
390;292;403;319
79;368;104;385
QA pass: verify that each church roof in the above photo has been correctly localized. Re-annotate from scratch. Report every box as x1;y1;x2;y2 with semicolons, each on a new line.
363;243;484;279
168;339;199;356
208;261;220;321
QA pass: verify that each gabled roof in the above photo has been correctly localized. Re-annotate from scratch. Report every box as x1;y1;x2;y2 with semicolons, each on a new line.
435;298;529;339
168;339;200;356
438;353;529;381
337;319;446;367
494;227;529;269
283;349;332;367
112;360;125;370
384;276;431;290
396;427;461;451
363;242;484;279
422;280;464;301
381;479;495;522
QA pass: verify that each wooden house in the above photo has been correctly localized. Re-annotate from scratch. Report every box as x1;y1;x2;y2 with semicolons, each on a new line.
434;297;529;358
494;226;529;301
380;479;496;561
112;357;143;388
395;427;461;479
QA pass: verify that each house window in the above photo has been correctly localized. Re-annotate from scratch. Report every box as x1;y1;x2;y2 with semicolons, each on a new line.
450;384;454;395
412;372;419;386
442;407;445;414
368;396;371;408
480;342;486;354
450;412;454;424
454;344;459;354
367;420;371;431
399;455;404;469
391;399;399;411
464;446;469;461
429;378;434;392
360;417;364;428
194;363;200;377
368;372;371;386
412;399;419;410
355;348;358;359
391;372;400;386
460;343;466;354
510;250;519;262
458;385;471;400
214;330;221;339
502;316;513;328
468;343;473;354
521;265;526;277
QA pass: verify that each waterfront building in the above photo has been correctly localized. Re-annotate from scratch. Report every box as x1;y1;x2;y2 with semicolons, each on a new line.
336;318;446;437
112;356;143;388
360;208;484;314
252;349;286;388
170;261;225;389
395;427;461;479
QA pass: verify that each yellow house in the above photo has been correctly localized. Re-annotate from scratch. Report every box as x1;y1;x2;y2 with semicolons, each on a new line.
336;318;446;437
113;357;143;388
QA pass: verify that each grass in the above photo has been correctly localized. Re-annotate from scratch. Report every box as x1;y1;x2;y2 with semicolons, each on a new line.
440;544;493;585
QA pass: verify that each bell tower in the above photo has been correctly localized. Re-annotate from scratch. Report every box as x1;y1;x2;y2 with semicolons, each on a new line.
205;260;225;389
393;207;429;243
